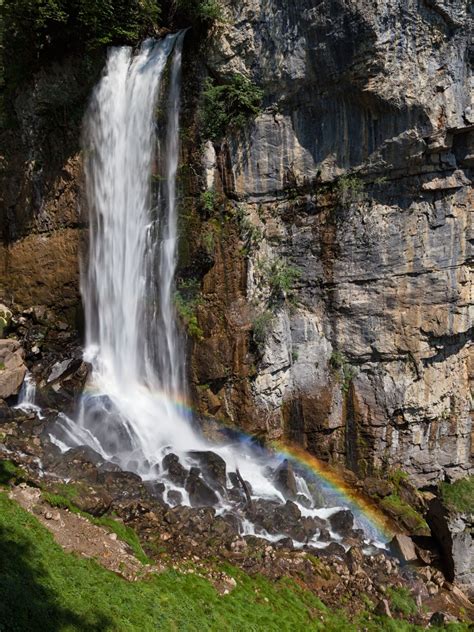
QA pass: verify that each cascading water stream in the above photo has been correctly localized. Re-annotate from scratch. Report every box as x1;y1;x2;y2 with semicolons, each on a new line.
47;34;389;548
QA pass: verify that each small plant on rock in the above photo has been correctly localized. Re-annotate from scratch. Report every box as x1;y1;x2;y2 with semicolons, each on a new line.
252;311;274;352
174;278;204;340
258;258;301;302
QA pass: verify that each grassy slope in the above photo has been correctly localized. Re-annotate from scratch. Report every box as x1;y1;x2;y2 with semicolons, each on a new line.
0;493;469;632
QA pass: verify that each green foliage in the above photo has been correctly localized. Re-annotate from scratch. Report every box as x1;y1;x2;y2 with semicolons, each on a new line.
175;278;204;340
5;492;454;632
0;362;5;370
386;587;417;617
252;311;274;351
329;351;345;370
388;469;409;489
235;205;263;253
201;189;217;214
440;476;474;514
380;494;429;535
0;460;27;486
201;74;264;142
176;0;224;22
329;351;357;393
1;0;160;94
202;228;216;255
335;174;365;199
259;258;301;300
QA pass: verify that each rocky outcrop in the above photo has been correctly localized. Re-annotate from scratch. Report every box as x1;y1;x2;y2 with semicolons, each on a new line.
0;339;26;399
427;495;474;596
188;0;473;484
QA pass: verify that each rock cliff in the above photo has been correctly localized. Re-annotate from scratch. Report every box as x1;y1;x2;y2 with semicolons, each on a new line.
188;0;473;485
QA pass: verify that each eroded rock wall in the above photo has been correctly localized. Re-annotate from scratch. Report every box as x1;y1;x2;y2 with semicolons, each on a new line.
0;57;100;326
189;0;473;484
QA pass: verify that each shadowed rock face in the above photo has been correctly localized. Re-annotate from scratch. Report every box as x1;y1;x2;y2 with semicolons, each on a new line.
190;0;473;484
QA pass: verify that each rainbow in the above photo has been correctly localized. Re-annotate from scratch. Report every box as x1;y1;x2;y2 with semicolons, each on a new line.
272;441;396;541
79;383;396;542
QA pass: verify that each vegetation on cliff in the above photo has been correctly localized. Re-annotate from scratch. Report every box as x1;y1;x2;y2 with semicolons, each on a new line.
201;73;264;141
440;476;474;515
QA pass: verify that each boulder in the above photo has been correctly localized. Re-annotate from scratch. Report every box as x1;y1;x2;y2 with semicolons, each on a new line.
329;509;354;536
363;477;392;498
162;453;188;487
390;534;418;563
427;495;474;595
185;467;219;507
273;459;298;500
0;305;12;335
0;340;27;399
187;450;227;488
167;490;183;506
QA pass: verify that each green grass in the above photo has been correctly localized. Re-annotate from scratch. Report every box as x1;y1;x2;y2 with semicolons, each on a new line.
380;493;429;535
386;587;417;616
4;491;465;632
0;460;28;486
440;476;474;514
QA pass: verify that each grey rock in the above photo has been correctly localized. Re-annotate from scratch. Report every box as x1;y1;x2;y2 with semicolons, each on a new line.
162;453;188;487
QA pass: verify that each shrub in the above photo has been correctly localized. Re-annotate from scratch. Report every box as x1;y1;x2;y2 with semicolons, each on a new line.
176;0;223;22
201;74;263;142
258;258;300;300
386;587;417;616
335;174;364;199
440;476;474;514
329;351;357;393
252;311;274;350
1;0;160;93
201;189;217;214
174;278;204;340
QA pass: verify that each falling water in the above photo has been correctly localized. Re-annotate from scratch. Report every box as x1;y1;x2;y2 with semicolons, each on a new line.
48;34;388;547
15;372;43;417
54;34;199;472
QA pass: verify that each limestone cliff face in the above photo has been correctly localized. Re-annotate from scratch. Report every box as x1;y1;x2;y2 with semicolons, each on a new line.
190;0;473;484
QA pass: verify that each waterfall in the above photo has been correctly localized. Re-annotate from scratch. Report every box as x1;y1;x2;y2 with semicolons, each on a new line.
15;372;42;417
57;34;201;474
47;34;386;548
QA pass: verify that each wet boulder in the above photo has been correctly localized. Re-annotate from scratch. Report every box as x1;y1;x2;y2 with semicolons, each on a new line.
329;509;354;536
246;498;280;532
317;542;347;558
98;470;150;502
162;453;188;487
296;493;312;509
188;450;227;489
44;445;102;483
167;490;183;506
273;459;297;500
144;480;165;502
185;467;219;507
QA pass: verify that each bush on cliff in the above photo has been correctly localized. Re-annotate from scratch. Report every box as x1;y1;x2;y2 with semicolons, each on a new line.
201;73;264;141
